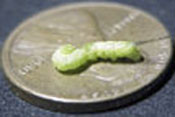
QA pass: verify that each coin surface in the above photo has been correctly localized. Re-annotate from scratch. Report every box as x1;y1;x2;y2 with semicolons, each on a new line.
2;2;173;112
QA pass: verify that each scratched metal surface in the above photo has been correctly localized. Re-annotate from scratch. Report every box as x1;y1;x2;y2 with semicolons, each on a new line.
0;0;175;117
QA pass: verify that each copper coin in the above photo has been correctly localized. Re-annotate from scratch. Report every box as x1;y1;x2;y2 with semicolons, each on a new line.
2;2;173;112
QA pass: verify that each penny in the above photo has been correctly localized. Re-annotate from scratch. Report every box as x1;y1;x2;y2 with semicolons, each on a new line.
2;2;173;112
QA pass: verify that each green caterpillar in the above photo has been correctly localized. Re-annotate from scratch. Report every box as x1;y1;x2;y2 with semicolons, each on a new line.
52;41;142;72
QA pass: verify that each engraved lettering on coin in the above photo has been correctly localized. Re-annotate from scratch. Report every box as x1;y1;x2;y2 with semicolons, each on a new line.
18;56;46;76
105;11;140;38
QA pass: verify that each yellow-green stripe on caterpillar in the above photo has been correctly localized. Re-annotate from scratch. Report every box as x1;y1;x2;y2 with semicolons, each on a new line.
52;41;142;72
